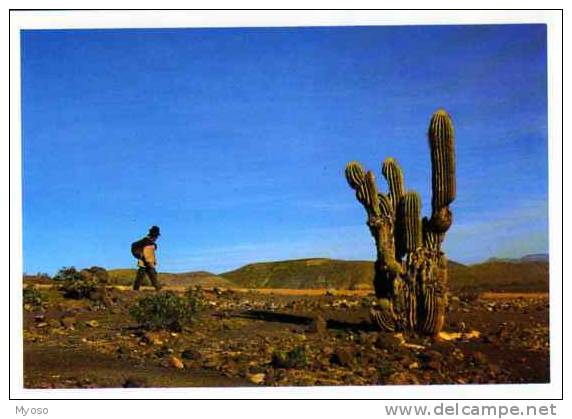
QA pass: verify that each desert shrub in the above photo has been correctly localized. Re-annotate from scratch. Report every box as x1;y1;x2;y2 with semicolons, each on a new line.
184;285;207;312
23;285;45;309
80;266;109;284
271;345;309;369
54;267;98;299
129;291;203;332
53;266;83;282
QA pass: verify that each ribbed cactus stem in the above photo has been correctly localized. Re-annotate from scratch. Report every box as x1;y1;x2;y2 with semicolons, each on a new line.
401;191;422;253
345;161;366;190
382;157;405;212
378;193;393;218
365;171;381;216
429;109;456;211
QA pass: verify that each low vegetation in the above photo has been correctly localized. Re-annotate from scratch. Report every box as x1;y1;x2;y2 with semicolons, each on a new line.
129;287;207;332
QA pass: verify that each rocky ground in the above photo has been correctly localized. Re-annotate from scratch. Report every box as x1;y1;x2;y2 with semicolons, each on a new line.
22;285;549;388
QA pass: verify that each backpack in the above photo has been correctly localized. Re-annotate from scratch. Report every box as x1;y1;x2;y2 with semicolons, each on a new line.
131;238;147;259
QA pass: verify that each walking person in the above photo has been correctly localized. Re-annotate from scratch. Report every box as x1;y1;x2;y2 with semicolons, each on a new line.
131;225;162;291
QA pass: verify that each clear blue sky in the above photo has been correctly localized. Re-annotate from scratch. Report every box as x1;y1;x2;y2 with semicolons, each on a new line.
21;24;548;275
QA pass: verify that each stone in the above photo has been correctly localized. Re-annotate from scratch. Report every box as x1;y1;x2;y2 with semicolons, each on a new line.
374;333;401;349
60;317;77;329
168;356;185;369
386;371;420;385
181;349;203;361
472;351;488;366
142;332;163;346
307;315;327;334
123;377;147;388
48;319;61;328
330;347;355;367
85;320;99;328
247;373;265;384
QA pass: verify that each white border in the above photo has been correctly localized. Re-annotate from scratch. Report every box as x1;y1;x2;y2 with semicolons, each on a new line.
8;9;563;401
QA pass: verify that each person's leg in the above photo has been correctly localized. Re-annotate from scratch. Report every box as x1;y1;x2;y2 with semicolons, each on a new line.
133;267;146;290
146;266;162;291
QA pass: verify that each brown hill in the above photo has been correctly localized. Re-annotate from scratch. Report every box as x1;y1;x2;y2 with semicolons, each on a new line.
220;257;548;293
106;269;234;288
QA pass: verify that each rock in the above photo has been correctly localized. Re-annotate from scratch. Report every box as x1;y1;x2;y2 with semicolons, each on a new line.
181;349;203;361
168;356;185;369
36;322;48;328
307;314;327;334
247;373;265;384
60;317;76;329
420;350;443;370
325;289;335;296
48;319;61;328
426;360;442;371
408;361;419;369
330;347;355;367
386;371;420;385
123;377;147;388
322;346;334;356
472;351;488;366
374;333;401;349
142;332;163;346
85;320;99;328
34;315;46;322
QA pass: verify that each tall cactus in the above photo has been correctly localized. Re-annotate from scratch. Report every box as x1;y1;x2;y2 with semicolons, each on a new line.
345;109;456;335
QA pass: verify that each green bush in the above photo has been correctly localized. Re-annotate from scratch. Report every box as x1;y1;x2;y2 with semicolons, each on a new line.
271;345;309;369
54;267;98;299
185;285;207;312
129;291;204;332
23;285;45;309
53;266;83;282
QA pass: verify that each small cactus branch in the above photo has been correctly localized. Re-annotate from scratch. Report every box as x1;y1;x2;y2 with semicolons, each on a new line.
365;171;381;217
345;161;366;190
400;191;422;253
382;158;405;213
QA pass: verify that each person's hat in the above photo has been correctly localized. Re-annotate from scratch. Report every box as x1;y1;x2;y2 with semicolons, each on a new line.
149;225;161;237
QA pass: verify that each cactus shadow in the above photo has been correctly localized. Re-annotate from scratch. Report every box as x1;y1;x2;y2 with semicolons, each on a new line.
235;310;376;333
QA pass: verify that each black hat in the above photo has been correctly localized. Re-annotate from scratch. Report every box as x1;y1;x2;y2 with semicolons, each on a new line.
149;225;161;237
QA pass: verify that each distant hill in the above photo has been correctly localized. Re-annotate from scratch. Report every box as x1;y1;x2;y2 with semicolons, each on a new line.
220;258;375;290
486;253;549;263
107;269;234;288
220;256;549;293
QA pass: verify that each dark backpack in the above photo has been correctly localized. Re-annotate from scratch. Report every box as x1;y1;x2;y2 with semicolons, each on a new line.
131;238;147;259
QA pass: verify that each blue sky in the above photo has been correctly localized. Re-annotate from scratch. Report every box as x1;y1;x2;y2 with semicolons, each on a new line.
21;24;548;274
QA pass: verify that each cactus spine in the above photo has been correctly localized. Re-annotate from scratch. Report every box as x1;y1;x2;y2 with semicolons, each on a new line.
345;109;456;335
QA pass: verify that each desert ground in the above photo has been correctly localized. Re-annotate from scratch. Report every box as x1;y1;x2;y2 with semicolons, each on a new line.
22;283;549;388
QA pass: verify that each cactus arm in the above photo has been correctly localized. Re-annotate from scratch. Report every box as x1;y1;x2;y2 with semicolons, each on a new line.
428;109;456;234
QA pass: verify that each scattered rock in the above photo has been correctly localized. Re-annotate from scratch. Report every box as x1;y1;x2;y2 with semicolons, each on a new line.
386;371;420;385
168;356;185;369
472;351;488;366
307;315;327;334
247;373;265;384
330;347;355;367
123;377;147;388
85;320;99;328
322;346;334;356
142;332;163;346
374;333;401;349
48;319;61;328
181;349;203;361
60;317;76;329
